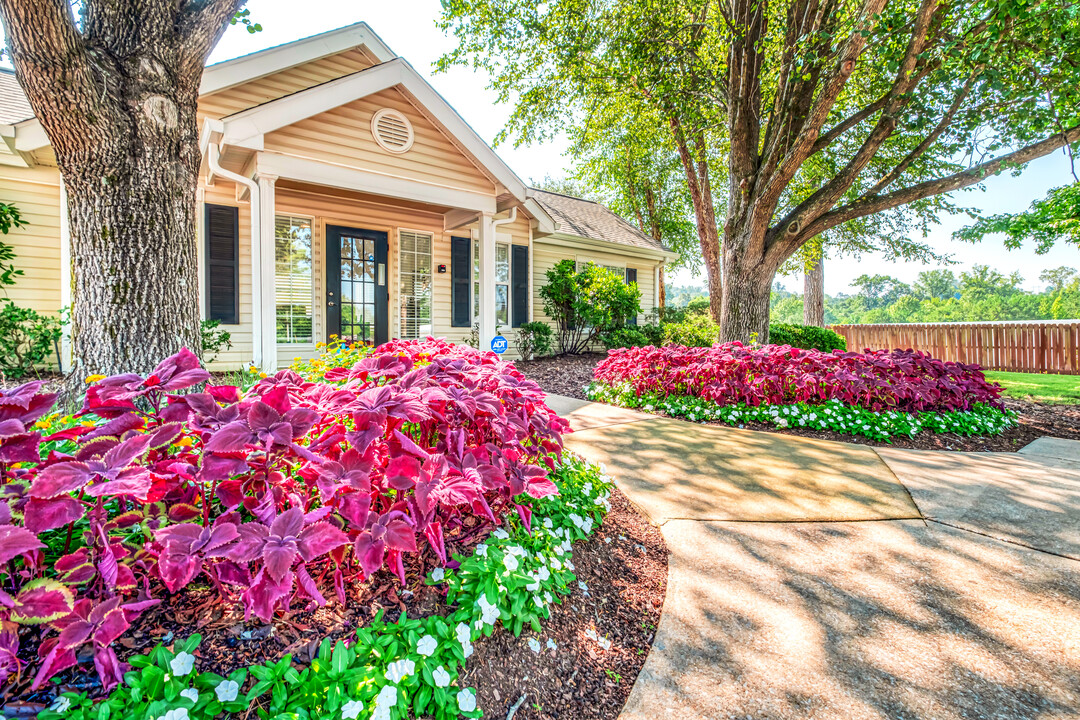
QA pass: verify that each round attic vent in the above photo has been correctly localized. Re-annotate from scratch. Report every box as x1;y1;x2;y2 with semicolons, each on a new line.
371;108;414;154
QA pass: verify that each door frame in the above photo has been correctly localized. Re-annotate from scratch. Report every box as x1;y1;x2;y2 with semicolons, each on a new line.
325;225;389;346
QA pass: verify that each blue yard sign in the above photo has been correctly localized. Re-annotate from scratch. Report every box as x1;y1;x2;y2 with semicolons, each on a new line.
490;335;508;354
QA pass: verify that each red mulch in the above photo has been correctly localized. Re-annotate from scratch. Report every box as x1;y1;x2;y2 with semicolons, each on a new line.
517;353;1080;452
2;489;667;720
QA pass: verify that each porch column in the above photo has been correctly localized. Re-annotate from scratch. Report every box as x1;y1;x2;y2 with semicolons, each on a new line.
59;180;71;372
477;211;497;350
256;173;278;371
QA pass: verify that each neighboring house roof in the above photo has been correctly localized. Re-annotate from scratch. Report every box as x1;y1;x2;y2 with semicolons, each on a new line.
530;188;669;253
0;70;34;124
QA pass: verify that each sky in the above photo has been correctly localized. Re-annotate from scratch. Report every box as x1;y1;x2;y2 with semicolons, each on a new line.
10;0;1080;295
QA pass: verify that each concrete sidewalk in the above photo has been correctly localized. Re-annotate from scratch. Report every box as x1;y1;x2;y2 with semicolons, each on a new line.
545;394;1080;720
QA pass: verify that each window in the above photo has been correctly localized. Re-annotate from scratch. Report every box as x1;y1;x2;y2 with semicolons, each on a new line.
275;215;313;344
399;230;433;339
471;240;511;325
495;242;510;326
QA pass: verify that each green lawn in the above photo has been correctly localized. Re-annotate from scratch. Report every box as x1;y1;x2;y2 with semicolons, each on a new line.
984;371;1080;405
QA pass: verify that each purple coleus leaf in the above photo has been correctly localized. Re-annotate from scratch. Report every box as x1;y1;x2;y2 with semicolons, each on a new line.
31;433;153;500
155;520;242;592
314;448;373;502
0;524;45;564
0;382;56;425
0;419;41;463
23;496;84;534
206;388;318;453
352;510;416;577
10;579;75;625
231;507;347;585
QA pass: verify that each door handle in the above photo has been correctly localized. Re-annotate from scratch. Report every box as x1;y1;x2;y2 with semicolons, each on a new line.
328;301;335;307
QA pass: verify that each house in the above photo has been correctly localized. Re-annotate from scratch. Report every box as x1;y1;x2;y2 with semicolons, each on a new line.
0;22;675;369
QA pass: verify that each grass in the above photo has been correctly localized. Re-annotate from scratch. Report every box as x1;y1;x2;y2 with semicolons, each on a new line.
984;371;1080;405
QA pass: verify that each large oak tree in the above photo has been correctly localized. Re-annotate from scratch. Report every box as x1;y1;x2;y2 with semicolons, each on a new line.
439;0;1080;342
0;0;250;379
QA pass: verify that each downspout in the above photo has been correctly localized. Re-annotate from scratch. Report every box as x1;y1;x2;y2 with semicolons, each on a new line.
206;142;263;368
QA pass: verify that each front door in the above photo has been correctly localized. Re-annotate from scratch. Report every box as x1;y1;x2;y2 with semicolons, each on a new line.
326;226;389;346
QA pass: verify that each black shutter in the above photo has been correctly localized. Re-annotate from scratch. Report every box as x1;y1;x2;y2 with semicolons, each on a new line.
451;236;471;327
204;204;239;325
625;268;638;326
511;244;529;328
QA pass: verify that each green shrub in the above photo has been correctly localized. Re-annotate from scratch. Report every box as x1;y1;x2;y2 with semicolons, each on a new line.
516;320;553;359
601;327;652;349
200;319;233;363
0;299;63;379
662;314;719;347
768;322;846;351
539;260;641;354
685;296;711;316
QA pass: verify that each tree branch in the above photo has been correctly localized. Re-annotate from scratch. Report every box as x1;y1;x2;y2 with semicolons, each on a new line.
178;0;249;82
794;125;1080;243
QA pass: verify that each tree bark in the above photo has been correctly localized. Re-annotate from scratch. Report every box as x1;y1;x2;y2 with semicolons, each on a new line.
803;253;825;327
719;222;777;344
0;0;244;384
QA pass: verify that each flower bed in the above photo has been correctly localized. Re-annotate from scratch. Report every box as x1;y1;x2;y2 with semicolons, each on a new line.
587;343;1017;441
0;338;620;719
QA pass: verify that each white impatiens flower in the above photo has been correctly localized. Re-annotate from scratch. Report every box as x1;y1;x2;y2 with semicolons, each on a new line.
503;553;520;572
493;528;510;540
457;689;477;713
533;596;543;608
582;482;593;496
455;622;472;644
372;685;398;720
170;652;195;677
416;634;438;657
478;594;500;625
527;638;541;653
384;659;416;683
462;640;474;658
159;709;189;720
180;688;199;703
50;697;71;714
526;579;540;592
341;700;364;720
537;566;550;582
430;567;445;582
215;679;239;703
432;665;451;688
546;638;557;650
542;518;553;529
475;543;489;557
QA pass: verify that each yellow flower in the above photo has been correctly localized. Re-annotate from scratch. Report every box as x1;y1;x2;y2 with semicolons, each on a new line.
175;436;195;448
259;372;268;379
85;374;106;384
81;421;96;427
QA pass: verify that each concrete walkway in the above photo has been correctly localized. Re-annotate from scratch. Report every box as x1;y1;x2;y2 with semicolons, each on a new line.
546;395;1080;720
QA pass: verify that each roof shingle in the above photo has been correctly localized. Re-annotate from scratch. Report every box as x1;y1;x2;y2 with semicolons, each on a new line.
529;188;668;253
0;70;34;125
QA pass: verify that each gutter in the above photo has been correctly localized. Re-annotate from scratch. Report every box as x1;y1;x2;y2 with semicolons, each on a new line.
203;130;265;368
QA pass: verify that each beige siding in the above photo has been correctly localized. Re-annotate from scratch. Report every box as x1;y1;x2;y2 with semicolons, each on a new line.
198;48;377;119
263;88;495;196
0;165;62;315
532;240;659;350
200;181;255;370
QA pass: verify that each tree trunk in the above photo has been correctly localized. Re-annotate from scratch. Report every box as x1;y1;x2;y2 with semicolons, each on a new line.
0;0;242;384
803;253;825;327
658;265;666;308
719;222;777;344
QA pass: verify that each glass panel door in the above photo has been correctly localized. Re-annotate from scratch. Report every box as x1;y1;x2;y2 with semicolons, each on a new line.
326;226;388;346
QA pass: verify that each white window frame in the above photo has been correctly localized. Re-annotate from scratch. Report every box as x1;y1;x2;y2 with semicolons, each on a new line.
274;213;317;347
575;256;628;282
471;238;511;326
396;228;434;340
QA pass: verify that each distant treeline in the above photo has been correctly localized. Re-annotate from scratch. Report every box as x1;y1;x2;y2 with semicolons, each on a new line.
666;264;1080;325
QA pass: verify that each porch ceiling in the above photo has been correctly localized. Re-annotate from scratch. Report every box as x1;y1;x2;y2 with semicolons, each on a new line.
274;178;454;215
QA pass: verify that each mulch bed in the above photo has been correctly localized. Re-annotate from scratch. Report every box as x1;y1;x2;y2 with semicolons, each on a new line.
517;353;1080;453
3;488;668;720
461;488;667;720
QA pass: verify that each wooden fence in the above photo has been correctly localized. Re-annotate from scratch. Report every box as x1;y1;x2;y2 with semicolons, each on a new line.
827;321;1080;375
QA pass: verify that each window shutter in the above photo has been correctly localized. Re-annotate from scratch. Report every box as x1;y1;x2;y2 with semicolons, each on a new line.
511;244;529;328
625;267;638;326
451;236;471;327
204;204;239;325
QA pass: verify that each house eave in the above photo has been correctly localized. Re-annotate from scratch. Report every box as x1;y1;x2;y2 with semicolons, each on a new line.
535;232;678;262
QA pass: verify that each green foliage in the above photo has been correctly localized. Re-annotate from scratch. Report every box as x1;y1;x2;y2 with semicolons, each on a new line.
586;383;1017;442
199;320;232;364
516;320;553;360
984;371;1080;405
600;327;653;350
662;314;719;347
0;299;63;379
0;202;25;289
539;260;641;354
768;323;846;352
955;184;1080;254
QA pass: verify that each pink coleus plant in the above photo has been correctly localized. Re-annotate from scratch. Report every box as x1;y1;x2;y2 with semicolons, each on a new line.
0;338;569;691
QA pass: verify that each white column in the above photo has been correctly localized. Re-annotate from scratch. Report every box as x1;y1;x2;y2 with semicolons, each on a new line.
256;174;278;371
477;211;496;350
58;181;71;372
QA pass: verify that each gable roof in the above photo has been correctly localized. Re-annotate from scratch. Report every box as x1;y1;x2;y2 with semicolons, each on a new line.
531;188;669;253
0;70;33;125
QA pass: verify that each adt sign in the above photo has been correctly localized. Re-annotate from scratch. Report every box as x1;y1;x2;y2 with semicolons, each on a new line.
490;335;508;354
